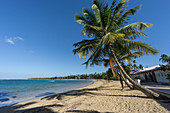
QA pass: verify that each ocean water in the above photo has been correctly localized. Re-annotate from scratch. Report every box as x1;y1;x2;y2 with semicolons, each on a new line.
0;79;93;107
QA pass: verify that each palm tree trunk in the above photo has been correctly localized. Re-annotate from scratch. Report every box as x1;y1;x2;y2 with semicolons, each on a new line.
109;53;124;89
109;44;160;99
119;73;124;90
110;54;133;89
109;56;117;77
119;70;133;89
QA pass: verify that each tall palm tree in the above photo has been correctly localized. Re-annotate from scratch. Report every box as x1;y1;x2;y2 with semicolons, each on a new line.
73;0;162;98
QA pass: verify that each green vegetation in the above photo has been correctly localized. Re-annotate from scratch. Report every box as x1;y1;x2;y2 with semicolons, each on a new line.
132;60;138;71
30;68;119;80
138;64;144;70
159;54;170;64
73;0;160;98
159;54;170;81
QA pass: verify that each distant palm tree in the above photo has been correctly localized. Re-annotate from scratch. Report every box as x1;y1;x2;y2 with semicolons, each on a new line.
159;54;170;72
73;0;160;98
138;64;144;70
132;60;139;71
133;60;136;64
159;54;170;64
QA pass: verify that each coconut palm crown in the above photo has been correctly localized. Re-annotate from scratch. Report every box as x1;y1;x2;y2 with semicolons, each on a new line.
73;0;159;68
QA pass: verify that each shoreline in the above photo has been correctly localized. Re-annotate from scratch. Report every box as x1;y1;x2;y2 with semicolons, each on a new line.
0;79;95;108
0;80;97;109
0;80;169;113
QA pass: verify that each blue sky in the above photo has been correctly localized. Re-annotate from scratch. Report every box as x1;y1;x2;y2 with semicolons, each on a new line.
0;0;169;79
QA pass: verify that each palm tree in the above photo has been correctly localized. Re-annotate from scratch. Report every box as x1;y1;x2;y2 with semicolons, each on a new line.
73;0;162;98
139;64;144;70
159;54;170;64
132;60;138;71
100;46;144;89
159;54;170;72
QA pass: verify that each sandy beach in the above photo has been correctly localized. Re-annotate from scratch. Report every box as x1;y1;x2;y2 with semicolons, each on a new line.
0;80;169;113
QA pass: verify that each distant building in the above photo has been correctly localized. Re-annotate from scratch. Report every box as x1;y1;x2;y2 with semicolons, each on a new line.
131;65;169;83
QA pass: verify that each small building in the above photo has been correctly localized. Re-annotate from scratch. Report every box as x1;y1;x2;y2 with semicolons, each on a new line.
131;65;169;83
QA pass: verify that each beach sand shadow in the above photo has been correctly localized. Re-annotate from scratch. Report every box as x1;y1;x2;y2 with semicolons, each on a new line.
41;87;99;101
66;110;100;113
0;102;63;113
66;110;114;113
0;101;37;113
40;85;170;112
19;104;63;113
41;86;150;102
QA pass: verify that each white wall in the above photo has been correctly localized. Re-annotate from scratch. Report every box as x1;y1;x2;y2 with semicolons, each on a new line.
131;74;145;81
155;71;169;83
131;70;169;83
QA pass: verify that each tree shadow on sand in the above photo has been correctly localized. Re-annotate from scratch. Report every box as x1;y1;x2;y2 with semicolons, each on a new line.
2;101;37;110
41;86;150;101
19;104;63;113
66;110;113;113
41;87;99;101
0;101;64;113
40;85;170;112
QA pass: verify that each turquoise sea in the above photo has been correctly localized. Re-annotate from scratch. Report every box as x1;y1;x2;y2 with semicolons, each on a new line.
0;79;93;107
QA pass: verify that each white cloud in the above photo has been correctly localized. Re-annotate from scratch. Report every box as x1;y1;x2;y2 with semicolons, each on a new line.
6;38;15;44
5;37;23;45
14;37;23;40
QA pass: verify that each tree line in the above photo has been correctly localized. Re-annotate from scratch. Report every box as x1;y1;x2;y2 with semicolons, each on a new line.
30;68;118;80
31;54;170;82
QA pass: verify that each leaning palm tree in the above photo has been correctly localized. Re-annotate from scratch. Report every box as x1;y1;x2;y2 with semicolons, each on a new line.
73;0;162;98
97;44;145;90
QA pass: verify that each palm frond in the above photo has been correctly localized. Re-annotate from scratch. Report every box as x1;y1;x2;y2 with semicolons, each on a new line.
113;0;129;15
121;39;159;55
116;22;153;32
82;44;103;68
92;4;102;26
73;39;99;56
120;52;144;60
102;32;125;45
123;31;148;39
117;5;142;26
82;25;103;35
83;8;98;25
73;39;98;47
